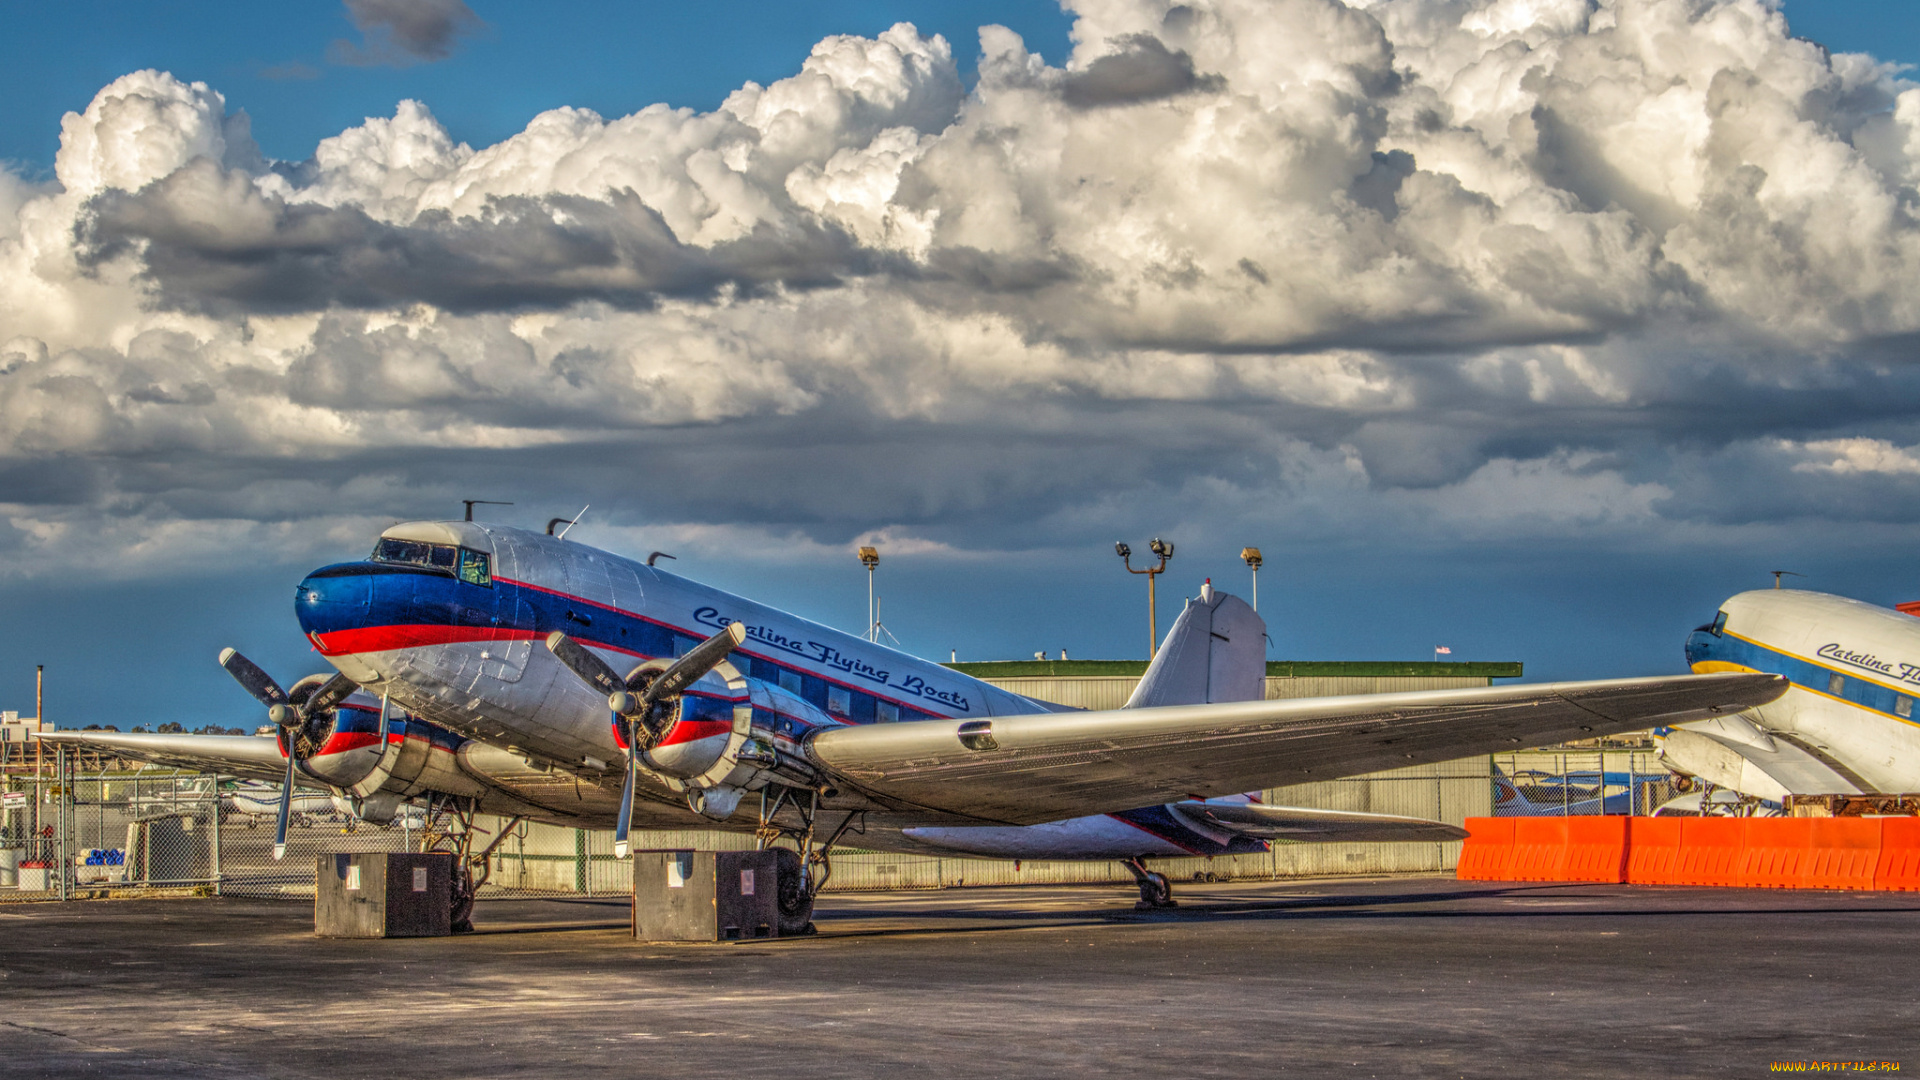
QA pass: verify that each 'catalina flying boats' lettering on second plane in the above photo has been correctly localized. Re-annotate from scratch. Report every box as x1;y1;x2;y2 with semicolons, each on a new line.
48;518;1786;921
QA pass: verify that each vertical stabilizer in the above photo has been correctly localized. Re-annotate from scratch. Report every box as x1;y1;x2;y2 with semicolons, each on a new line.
1123;585;1267;708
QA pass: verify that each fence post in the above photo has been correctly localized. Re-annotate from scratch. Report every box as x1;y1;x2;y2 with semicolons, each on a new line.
56;743;70;901
211;782;223;895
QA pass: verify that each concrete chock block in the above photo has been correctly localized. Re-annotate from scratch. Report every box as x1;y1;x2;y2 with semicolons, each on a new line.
314;852;453;938
633;850;780;943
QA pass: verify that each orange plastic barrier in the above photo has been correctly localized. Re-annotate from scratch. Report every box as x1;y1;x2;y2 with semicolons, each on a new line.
1559;817;1629;883
1737;817;1814;888
1454;817;1516;881
1802;818;1882;890
1507;818;1571;881
1874;817;1920;892
1458;815;1914;890
1672;818;1747;887
1626;816;1683;885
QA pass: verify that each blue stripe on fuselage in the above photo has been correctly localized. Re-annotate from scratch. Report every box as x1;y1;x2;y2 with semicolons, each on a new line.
1686;628;1920;726
297;561;952;725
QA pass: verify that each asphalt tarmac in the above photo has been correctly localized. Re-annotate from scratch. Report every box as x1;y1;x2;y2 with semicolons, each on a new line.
2;876;1915;1078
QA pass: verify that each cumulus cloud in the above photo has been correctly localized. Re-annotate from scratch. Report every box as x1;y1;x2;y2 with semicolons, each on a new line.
329;0;486;67
5;0;1920;584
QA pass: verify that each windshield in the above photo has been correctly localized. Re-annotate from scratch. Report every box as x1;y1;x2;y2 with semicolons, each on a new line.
372;538;491;586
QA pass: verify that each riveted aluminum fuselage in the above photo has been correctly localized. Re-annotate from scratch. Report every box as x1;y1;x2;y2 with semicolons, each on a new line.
294;522;1064;829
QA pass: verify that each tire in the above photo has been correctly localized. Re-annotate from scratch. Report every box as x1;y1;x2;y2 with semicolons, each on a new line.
773;847;815;936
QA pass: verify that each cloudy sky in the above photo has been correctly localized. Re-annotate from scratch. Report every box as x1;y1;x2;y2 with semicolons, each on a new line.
5;0;1920;730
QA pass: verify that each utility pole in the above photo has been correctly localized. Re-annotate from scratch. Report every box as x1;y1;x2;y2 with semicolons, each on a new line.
1116;539;1175;659
1241;547;1263;612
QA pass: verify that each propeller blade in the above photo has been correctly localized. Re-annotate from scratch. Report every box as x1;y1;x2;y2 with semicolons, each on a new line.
545;632;627;696
219;648;288;708
273;751;295;861
613;728;637;860
640;623;747;706
302;671;360;715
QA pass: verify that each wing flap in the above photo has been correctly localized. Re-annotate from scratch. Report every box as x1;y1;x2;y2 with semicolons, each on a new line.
805;672;1788;825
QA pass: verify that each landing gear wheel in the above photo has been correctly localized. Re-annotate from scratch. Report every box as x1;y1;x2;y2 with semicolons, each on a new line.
450;864;476;934
773;847;815;936
1123;856;1178;910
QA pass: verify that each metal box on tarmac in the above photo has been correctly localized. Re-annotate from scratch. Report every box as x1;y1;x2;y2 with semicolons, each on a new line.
314;852;454;938
633;849;780;942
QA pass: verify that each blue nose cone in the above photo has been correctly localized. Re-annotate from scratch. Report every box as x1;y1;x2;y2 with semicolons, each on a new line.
1684;629;1714;668
295;563;377;640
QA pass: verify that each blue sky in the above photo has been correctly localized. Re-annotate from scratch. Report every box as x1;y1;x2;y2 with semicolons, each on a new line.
5;0;1920;730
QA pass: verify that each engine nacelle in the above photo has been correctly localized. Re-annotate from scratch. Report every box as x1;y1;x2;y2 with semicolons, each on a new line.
616;659;831;819
279;676;487;821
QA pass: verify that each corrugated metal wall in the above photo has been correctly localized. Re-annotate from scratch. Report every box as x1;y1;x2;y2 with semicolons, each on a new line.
480;673;1498;894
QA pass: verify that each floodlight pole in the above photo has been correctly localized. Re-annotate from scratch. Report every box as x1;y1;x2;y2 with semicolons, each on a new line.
1116;539;1175;659
859;546;880;643
1241;547;1263;612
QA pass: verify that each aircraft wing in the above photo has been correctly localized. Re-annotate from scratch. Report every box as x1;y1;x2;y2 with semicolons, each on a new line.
35;731;310;787
805;672;1788;825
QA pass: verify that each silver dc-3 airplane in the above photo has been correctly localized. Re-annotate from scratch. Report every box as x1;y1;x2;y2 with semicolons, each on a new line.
1668;588;1920;812
46;518;1788;928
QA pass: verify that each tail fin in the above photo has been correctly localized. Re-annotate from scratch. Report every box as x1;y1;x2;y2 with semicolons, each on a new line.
1123;582;1267;708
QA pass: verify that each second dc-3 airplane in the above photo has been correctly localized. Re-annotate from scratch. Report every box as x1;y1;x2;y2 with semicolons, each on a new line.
50;517;1786;928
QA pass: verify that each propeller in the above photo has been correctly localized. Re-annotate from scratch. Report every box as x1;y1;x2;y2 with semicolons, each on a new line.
218;648;360;861
545;622;747;857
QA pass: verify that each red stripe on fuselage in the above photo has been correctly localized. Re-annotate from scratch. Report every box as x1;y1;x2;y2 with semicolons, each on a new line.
310;624;544;656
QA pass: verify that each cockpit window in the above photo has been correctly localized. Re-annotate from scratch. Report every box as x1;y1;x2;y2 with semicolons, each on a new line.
1711;610;1729;636
372;538;492;587
459;549;491;586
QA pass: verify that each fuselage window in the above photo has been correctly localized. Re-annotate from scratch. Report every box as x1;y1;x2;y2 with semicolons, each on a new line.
778;669;803;695
459;549;491;587
827;686;851;716
1898;696;1913;719
1828;673;1846;696
875;700;899;723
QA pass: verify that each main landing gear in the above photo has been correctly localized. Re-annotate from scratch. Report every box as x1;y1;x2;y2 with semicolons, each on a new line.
1124;856;1177;910
755;785;863;936
422;795;525;933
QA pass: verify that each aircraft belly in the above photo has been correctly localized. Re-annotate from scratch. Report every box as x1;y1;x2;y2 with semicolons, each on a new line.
1660;727;1861;798
901;816;1194;859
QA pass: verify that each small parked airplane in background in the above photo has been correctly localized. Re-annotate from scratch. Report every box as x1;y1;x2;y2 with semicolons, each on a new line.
45;518;1786;927
1670;588;1920;814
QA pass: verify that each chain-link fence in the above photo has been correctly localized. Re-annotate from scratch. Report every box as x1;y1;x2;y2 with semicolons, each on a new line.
1491;749;1681;816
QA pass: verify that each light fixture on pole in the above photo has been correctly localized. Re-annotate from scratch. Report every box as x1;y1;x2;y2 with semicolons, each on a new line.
1116;538;1175;659
1240;547;1263;612
858;546;881;643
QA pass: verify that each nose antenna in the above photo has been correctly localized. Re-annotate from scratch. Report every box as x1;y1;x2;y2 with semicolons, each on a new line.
1770;570;1805;589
